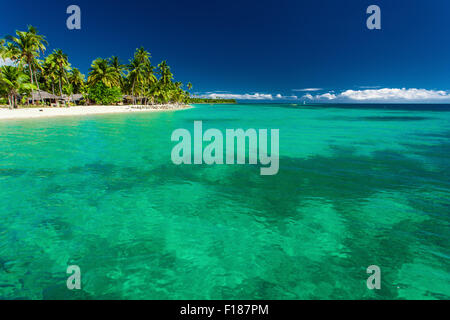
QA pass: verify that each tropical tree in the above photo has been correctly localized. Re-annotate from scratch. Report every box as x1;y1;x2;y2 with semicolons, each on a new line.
152;60;177;104
88;58;120;88
2;42;20;62
141;64;157;105
108;56;126;88
157;60;173;86
48;49;71;98
0;66;36;108
5;25;47;103
127;47;152;104
0;39;5;59
148;81;169;104
42;55;59;95
68;68;85;94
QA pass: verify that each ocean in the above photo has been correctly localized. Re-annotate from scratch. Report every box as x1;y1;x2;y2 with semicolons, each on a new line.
0;103;448;299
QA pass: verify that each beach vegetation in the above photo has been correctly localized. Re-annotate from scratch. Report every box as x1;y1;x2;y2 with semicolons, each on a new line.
0;25;233;107
88;58;121;88
88;82;122;105
0;65;36;108
68;68;86;94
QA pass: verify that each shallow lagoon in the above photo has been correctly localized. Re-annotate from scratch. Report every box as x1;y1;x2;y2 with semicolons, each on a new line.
0;103;448;299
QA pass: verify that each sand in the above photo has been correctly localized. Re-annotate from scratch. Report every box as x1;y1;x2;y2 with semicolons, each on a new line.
0;105;191;120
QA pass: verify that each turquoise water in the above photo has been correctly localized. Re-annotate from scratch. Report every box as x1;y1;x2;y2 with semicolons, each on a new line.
0;103;449;299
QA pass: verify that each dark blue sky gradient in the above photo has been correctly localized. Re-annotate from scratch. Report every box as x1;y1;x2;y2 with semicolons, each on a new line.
1;0;450;98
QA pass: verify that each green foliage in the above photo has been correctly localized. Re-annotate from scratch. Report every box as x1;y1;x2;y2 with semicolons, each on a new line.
0;65;36;107
88;58;120;88
157;60;173;85
1;25;194;107
88;82;122;105
68;68;85;94
4;25;47;72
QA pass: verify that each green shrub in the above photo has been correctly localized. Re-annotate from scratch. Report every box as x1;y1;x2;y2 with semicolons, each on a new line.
88;83;122;105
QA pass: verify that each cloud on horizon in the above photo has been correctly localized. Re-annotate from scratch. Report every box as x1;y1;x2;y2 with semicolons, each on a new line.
200;92;298;100
303;88;450;102
292;88;323;92
199;88;450;102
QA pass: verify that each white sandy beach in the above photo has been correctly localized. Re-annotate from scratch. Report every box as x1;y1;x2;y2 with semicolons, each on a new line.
0;104;191;120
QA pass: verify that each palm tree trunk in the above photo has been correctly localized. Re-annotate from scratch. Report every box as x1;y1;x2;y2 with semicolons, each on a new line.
29;64;35;105
63;72;73;106
131;80;136;105
59;77;63;97
33;70;43;104
59;77;63;107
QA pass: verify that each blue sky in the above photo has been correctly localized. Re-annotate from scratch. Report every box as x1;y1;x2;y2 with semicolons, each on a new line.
1;0;450;102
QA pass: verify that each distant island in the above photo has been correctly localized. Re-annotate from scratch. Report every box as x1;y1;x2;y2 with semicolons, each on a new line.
188;98;236;104
0;25;231;110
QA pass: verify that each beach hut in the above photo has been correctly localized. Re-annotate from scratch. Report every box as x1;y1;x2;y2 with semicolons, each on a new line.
28;90;60;105
122;94;146;105
122;95;134;104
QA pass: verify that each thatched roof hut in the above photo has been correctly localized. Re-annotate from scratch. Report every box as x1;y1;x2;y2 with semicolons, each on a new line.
29;90;59;101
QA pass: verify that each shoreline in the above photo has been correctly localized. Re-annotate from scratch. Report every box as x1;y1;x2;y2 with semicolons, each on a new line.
0;104;192;120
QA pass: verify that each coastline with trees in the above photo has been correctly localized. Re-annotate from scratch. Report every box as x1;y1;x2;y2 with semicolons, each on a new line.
0;25;233;116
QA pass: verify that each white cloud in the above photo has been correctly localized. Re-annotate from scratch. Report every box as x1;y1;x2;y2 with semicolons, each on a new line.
202;93;274;100
293;88;323;92
201;92;299;100
340;88;449;101
0;58;15;67
316;93;337;100
306;88;450;102
201;88;450;102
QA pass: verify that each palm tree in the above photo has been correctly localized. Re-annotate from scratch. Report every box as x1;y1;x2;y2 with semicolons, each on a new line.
42;55;59;95
108;56;125;88
0;39;5;59
88;58;120;88
68;68;85;94
154;61;176;104
149;81;170;104
184;82;193;102
0;66;36;108
49;49;71;98
5;25;47;103
127;47;151;104
157;60;173;85
141;64;157;105
2;42;21;63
